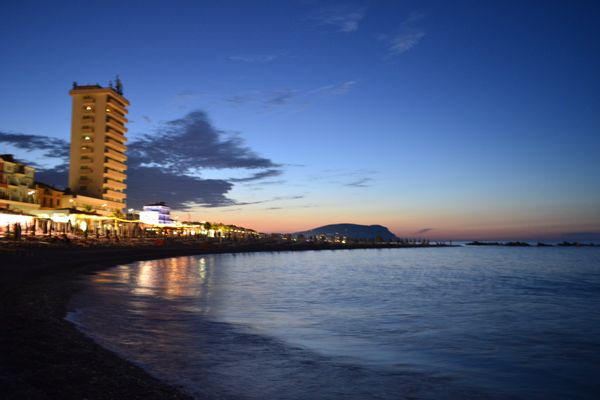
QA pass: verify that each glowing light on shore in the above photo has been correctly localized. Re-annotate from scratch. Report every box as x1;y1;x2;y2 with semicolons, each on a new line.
0;213;34;225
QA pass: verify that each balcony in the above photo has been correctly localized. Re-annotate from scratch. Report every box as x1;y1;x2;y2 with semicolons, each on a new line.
0;190;35;203
104;189;126;200
105;158;127;171
107;97;127;113
104;168;126;181
105;128;125;142
81;126;95;134
106;117;128;133
103;178;127;191
106;109;128;124
80;146;94;154
105;138;127;152
81;135;94;143
104;148;127;162
82;96;95;104
80;157;93;164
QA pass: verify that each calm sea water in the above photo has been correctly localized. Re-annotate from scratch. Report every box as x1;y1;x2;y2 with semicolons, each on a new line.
67;247;600;399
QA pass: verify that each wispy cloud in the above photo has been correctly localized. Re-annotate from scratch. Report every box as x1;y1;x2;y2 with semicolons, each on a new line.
176;89;203;98
228;54;280;63
265;89;296;106
226;95;252;106
229;169;283;183
225;80;357;110
415;228;433;234
310;80;356;96
344;177;373;187
272;195;304;201
311;169;377;186
314;5;367;33
381;12;426;57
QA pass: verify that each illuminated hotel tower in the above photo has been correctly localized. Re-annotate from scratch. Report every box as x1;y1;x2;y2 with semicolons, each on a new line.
68;78;129;212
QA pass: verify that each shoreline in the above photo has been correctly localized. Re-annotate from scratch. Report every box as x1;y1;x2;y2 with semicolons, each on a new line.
0;241;446;399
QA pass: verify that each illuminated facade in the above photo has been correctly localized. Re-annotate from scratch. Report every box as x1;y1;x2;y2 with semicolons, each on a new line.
35;182;63;208
0;154;39;213
68;78;129;214
140;202;174;225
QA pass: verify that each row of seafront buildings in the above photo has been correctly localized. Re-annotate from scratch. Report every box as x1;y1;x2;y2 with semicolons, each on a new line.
1;79;254;240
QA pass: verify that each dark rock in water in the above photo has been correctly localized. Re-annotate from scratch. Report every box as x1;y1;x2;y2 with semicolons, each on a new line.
558;241;596;247
295;223;399;241
466;241;501;246
467;241;531;247
536;242;553;247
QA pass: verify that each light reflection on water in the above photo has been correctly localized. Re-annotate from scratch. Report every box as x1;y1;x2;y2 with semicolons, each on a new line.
68;248;600;399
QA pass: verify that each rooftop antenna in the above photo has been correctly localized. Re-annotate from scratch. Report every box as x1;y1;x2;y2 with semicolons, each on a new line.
115;75;123;95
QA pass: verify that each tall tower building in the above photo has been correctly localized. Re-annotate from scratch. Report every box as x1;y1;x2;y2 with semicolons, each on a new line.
68;78;128;213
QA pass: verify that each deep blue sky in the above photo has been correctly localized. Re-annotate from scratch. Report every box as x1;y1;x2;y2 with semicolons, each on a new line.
1;0;599;239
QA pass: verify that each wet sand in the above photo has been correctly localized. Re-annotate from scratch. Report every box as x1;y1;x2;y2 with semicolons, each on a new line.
1;240;432;399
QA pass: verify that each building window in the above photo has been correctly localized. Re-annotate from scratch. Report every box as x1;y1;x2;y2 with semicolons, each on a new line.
84;106;94;111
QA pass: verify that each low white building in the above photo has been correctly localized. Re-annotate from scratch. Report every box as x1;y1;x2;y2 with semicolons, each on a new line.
139;202;174;225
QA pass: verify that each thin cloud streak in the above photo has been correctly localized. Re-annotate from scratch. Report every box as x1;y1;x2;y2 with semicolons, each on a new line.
265;90;296;106
228;54;280;63
344;177;373;188
382;12;426;57
229;169;283;183
226;81;357;110
310;80;356;96
415;228;433;234
313;6;367;32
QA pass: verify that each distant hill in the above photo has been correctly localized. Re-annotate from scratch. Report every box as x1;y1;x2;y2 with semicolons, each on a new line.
295;223;399;241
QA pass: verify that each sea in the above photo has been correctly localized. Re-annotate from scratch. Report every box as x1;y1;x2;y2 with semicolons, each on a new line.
67;246;600;399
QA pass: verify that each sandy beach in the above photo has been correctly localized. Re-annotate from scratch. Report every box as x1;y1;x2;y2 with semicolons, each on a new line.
1;239;429;399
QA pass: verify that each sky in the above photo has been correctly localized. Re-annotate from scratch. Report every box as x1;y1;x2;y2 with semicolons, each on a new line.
1;0;599;241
